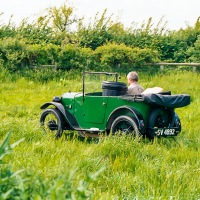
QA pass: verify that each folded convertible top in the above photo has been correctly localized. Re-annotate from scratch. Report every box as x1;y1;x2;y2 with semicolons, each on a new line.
142;93;190;108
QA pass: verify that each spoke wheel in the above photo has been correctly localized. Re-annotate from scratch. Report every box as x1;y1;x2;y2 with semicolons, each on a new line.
40;108;64;138
110;116;139;137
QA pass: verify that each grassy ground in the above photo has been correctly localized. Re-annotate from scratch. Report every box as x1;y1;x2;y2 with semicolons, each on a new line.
0;70;199;199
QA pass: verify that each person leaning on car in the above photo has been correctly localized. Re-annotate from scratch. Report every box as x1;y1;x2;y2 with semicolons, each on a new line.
127;71;144;95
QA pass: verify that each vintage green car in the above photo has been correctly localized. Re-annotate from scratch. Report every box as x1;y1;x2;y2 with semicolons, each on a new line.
40;72;190;139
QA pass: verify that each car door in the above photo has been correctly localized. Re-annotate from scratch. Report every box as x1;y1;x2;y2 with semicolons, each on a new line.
81;95;108;124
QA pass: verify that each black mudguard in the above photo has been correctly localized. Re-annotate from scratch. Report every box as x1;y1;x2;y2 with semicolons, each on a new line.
40;102;80;129
107;106;145;134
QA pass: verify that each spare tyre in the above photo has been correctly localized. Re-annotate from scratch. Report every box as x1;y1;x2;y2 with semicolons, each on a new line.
102;81;127;96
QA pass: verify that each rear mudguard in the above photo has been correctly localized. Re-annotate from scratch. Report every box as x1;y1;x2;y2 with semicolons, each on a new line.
106;106;145;134
40;102;80;130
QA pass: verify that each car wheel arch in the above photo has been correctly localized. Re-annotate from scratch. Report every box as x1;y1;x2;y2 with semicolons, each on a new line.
106;106;145;134
40;102;79;129
110;115;140;136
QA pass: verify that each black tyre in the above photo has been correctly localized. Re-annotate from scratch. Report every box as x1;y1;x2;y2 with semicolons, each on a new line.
40;108;64;138
102;81;127;96
110;115;140;136
149;108;175;128
148;108;175;138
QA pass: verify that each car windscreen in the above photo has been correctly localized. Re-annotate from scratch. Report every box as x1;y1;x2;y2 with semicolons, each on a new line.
84;72;118;94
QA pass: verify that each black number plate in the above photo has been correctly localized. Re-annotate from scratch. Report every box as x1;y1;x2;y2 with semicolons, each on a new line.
155;128;176;136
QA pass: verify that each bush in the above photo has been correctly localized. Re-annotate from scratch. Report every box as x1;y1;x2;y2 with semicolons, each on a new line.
187;35;200;62
26;43;60;66
58;44;93;70
0;37;28;72
93;43;160;71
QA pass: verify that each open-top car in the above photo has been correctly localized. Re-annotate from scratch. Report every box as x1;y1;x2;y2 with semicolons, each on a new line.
40;71;190;139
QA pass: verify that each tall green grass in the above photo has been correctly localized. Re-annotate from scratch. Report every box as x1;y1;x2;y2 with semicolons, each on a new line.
0;71;199;199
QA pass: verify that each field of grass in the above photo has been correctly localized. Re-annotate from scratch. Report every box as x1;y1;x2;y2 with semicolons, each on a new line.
0;70;200;199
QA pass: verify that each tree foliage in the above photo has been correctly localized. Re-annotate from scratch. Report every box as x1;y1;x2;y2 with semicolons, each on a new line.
0;1;199;72
93;43;159;71
187;35;200;62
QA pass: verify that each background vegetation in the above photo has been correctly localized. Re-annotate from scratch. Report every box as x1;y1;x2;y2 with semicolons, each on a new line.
0;70;200;199
0;1;200;74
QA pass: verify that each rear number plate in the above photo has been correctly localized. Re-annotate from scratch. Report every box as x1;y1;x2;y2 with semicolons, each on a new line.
156;128;176;136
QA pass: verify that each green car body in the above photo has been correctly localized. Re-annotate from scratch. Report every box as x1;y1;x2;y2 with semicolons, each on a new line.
40;72;190;139
61;92;150;130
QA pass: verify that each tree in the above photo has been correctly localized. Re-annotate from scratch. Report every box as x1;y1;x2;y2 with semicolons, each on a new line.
16;18;53;44
76;9;113;49
45;1;79;33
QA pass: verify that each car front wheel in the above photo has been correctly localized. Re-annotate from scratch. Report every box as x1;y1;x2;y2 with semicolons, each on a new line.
40;108;64;138
110;116;140;137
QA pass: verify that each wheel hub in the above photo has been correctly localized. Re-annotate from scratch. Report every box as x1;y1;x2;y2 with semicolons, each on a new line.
48;120;58;130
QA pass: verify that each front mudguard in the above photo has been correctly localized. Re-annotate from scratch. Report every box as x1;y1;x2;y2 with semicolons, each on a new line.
41;102;66;119
40;102;80;130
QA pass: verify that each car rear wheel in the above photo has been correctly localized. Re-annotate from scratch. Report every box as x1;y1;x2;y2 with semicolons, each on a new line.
110;116;140;136
40;108;64;138
149;108;175;128
148;108;175;139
